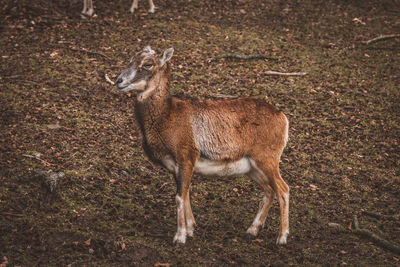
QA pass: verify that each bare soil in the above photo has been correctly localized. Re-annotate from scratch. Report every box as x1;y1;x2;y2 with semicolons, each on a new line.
1;0;399;265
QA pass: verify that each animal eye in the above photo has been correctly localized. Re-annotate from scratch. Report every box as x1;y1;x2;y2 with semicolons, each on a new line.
143;63;153;69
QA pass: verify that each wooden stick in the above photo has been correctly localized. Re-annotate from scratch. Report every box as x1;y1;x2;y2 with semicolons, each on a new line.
328;215;400;255
364;34;400;45
265;71;307;76
68;47;111;60
1;75;24;79
22;154;53;166
209;93;239;99
0;212;23;217
353;215;360;230
362;211;400;221
355;227;400;255
210;53;278;62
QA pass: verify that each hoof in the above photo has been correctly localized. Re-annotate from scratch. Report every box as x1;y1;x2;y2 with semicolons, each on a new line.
276;238;287;245
276;231;289;245
245;232;257;239
173;232;186;246
174;241;185;248
187;232;194;238
81;13;89;19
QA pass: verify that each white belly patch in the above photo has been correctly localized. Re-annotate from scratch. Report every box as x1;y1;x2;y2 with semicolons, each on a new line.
162;156;252;177
194;157;251;177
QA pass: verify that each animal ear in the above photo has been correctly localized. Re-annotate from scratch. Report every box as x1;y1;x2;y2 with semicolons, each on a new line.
143;45;152;52
159;48;174;67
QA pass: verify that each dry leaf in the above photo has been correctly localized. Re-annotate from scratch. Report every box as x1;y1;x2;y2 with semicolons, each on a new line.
310;184;318;191
50;51;59;58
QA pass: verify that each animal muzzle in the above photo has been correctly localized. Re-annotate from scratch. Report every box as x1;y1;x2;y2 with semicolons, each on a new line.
115;67;137;90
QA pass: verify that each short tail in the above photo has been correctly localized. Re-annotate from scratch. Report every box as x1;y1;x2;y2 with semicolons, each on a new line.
283;114;289;147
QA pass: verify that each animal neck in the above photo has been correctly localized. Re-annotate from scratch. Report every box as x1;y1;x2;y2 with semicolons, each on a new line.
134;64;171;132
137;63;170;104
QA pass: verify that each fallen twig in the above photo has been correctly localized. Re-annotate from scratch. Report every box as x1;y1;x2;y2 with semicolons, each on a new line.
353;214;360;230
22;154;53;166
355;228;400;255
1;75;42;86
209;93;239;99
328;215;400;255
362;211;400;221
1;75;24;79
364;34;400;45
158;182;171;191
0;212;23;217
210;53;278;62
68;47;111;60
265;71;307;76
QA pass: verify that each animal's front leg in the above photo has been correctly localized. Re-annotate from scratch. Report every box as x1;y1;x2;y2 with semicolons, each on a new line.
184;191;195;237
173;155;196;246
173;194;187;245
81;0;94;17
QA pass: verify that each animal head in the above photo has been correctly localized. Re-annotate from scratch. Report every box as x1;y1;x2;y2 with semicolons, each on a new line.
116;46;174;93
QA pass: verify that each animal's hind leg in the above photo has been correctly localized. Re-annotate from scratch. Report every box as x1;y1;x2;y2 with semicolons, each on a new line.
251;158;289;245
246;169;275;237
273;168;289;245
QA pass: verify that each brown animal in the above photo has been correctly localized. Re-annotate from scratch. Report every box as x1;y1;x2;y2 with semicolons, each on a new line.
81;0;155;17
115;46;290;246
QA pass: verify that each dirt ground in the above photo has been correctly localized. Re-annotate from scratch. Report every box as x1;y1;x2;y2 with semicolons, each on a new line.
1;0;399;265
